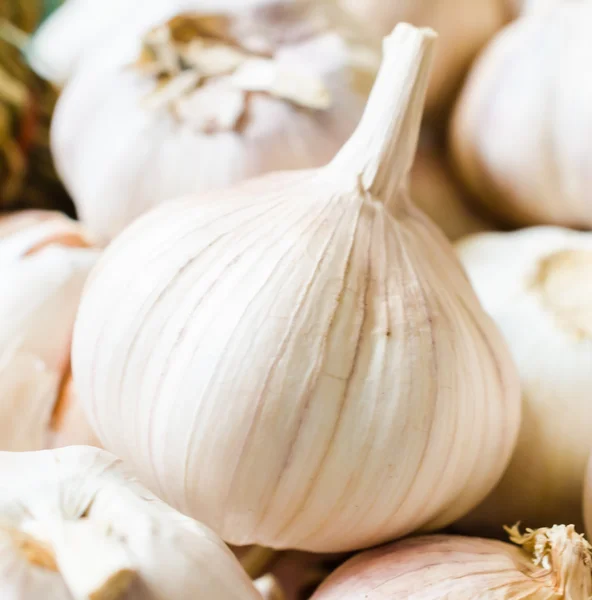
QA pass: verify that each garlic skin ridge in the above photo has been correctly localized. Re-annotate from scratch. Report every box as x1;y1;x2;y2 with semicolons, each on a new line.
0;211;100;452
72;24;521;553
50;0;378;242
451;2;592;229
0;446;265;600
455;226;592;535
310;525;592;599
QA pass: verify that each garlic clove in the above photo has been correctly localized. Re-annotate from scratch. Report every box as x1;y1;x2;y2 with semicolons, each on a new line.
72;23;520;553
0;211;100;452
0;446;265;600
311;525;592;599
454;226;592;535
51;0;380;242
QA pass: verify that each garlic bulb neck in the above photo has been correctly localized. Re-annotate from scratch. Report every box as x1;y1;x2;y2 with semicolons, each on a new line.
329;24;436;208
533;250;592;339
135;7;333;133
506;524;592;598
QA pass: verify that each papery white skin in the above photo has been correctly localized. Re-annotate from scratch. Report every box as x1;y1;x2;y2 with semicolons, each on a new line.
451;2;592;228
338;0;508;116
456;227;592;535
0;446;264;600
0;211;100;451
72;24;520;552
410;136;491;241
50;0;377;242
310;526;592;599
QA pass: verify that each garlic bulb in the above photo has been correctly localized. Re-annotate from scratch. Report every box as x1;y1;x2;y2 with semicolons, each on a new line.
0;446;265;599
0;210;100;451
410;135;492;240
455;227;592;535
311;525;592;599
451;1;592;228
72;24;520;552
50;0;379;242
338;0;508;117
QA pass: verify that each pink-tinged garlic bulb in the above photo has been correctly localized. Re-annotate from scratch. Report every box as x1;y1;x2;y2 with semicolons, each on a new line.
338;0;509;118
72;24;520;553
0;210;100;451
451;1;592;228
311;526;592;599
51;0;379;242
0;446;266;599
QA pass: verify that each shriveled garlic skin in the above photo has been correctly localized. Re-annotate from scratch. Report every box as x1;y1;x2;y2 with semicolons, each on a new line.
0;446;263;600
51;0;378;242
455;227;592;535
311;526;592;599
451;2;592;228
410;139;492;241
0;211;100;451
339;0;508;117
72;24;520;552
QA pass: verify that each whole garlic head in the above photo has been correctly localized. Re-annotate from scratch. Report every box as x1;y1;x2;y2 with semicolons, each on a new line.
338;0;509;118
311;526;592;599
72;24;520;552
51;0;379;242
455;227;592;535
451;2;592;228
0;211;100;451
0;446;264;599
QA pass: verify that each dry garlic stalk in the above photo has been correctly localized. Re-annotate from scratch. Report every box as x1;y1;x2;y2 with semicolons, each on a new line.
338;0;509;119
455;227;592;535
451;1;592;228
410;133;492;241
311;525;592;599
51;0;378;241
71;23;520;552
0;210;100;451
0;446;266;599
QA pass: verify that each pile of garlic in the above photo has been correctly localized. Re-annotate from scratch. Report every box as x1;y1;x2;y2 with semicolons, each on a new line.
3;0;592;596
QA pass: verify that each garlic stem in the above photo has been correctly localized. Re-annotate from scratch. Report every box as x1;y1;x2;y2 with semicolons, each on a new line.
47;519;137;600
329;24;436;208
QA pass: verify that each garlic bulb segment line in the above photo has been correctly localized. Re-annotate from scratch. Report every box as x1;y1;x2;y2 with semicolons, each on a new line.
72;23;520;553
0;446;266;600
311;525;592;599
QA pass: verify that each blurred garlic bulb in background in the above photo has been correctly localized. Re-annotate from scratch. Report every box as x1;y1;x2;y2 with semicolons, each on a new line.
410;133;492;240
455;227;592;535
451;1;592;228
311;526;592;599
51;0;379;241
72;24;520;552
0;446;265;599
0;210;100;451
338;0;509;119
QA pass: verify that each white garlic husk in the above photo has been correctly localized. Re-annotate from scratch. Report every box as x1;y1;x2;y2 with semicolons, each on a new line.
72;24;520;553
410;134;492;241
50;0;379;242
0;446;265;599
451;1;592;228
455;227;592;535
338;0;508;118
311;525;592;599
0;211;100;451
